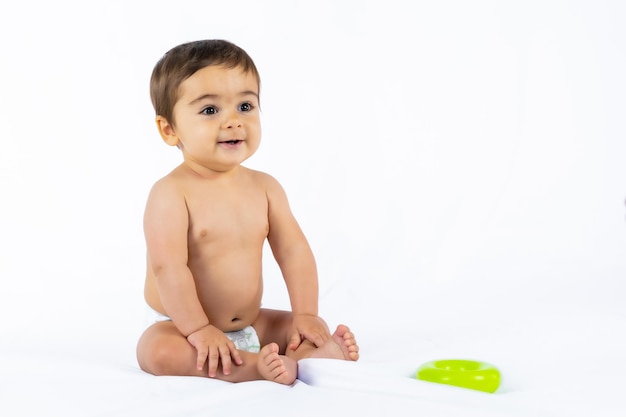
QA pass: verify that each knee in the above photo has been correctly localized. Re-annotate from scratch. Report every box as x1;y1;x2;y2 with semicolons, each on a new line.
137;335;182;376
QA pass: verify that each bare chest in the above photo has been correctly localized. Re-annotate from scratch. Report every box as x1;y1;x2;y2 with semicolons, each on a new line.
186;187;269;248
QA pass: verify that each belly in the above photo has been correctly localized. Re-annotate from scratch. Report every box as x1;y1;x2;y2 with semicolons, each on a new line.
190;255;264;332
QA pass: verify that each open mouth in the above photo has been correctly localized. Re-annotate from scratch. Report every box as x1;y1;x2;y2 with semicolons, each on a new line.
219;140;242;145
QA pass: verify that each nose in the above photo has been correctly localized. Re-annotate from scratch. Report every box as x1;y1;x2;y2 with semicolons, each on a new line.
222;112;242;129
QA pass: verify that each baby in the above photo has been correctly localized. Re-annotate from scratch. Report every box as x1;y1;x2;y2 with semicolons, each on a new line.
136;39;359;384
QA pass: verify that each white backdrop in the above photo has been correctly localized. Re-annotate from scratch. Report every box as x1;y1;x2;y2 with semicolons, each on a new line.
1;0;625;370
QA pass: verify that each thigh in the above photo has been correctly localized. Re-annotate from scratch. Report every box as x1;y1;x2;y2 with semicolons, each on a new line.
252;308;293;354
136;320;200;376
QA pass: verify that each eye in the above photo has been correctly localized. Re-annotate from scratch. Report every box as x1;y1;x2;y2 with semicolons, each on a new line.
201;106;217;115
239;102;254;112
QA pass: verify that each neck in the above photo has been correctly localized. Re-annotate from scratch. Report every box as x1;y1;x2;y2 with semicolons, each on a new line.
180;160;242;180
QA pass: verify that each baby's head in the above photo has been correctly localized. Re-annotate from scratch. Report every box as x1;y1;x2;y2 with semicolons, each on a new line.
150;39;260;126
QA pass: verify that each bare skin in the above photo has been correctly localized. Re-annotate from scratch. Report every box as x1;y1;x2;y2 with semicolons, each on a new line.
257;325;358;384
136;64;359;384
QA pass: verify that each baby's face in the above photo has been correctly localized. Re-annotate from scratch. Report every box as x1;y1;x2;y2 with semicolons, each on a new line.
170;64;261;173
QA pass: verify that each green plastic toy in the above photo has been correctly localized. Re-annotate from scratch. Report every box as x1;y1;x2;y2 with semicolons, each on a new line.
416;359;501;393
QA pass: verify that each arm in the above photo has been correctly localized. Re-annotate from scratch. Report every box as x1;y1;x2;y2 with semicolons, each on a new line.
144;179;242;375
265;175;330;348
144;179;209;336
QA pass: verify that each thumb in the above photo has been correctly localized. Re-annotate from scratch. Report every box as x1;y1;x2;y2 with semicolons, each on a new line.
288;331;302;351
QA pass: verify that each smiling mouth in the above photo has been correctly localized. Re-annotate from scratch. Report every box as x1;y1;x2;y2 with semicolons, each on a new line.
219;140;242;145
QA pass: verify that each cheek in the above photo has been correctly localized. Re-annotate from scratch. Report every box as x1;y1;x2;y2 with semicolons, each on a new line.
192;121;219;137
249;118;262;136
248;125;262;150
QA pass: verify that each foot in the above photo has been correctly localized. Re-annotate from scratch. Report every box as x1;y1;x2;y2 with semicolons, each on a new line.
257;343;297;385
308;324;360;361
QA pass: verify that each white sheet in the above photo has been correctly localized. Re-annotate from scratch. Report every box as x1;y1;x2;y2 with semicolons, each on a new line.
0;292;626;417
2;301;624;416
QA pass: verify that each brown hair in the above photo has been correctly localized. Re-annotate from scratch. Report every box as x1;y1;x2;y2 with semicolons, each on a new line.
150;39;260;125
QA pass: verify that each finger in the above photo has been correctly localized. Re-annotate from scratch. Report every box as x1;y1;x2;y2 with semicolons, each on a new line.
308;333;326;348
230;344;244;365
304;329;329;348
207;347;220;378
195;346;208;371
220;345;232;376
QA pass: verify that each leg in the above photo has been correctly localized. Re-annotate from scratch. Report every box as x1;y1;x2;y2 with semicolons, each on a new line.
253;309;360;362
247;309;299;383
303;324;360;361
137;321;277;383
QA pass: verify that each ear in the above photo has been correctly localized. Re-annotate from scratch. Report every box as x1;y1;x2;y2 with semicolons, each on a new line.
155;115;180;147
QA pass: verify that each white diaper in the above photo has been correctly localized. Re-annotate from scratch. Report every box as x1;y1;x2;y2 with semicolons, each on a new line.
145;307;261;353
222;326;261;353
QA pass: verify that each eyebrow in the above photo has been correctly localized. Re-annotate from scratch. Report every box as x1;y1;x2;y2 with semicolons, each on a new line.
188;90;259;105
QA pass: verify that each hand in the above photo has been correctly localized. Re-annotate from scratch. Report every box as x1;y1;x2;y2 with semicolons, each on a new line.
186;325;243;377
287;314;331;352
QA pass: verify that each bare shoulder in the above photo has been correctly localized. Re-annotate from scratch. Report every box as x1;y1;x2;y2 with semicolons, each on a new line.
244;169;296;228
245;168;286;196
145;166;189;207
